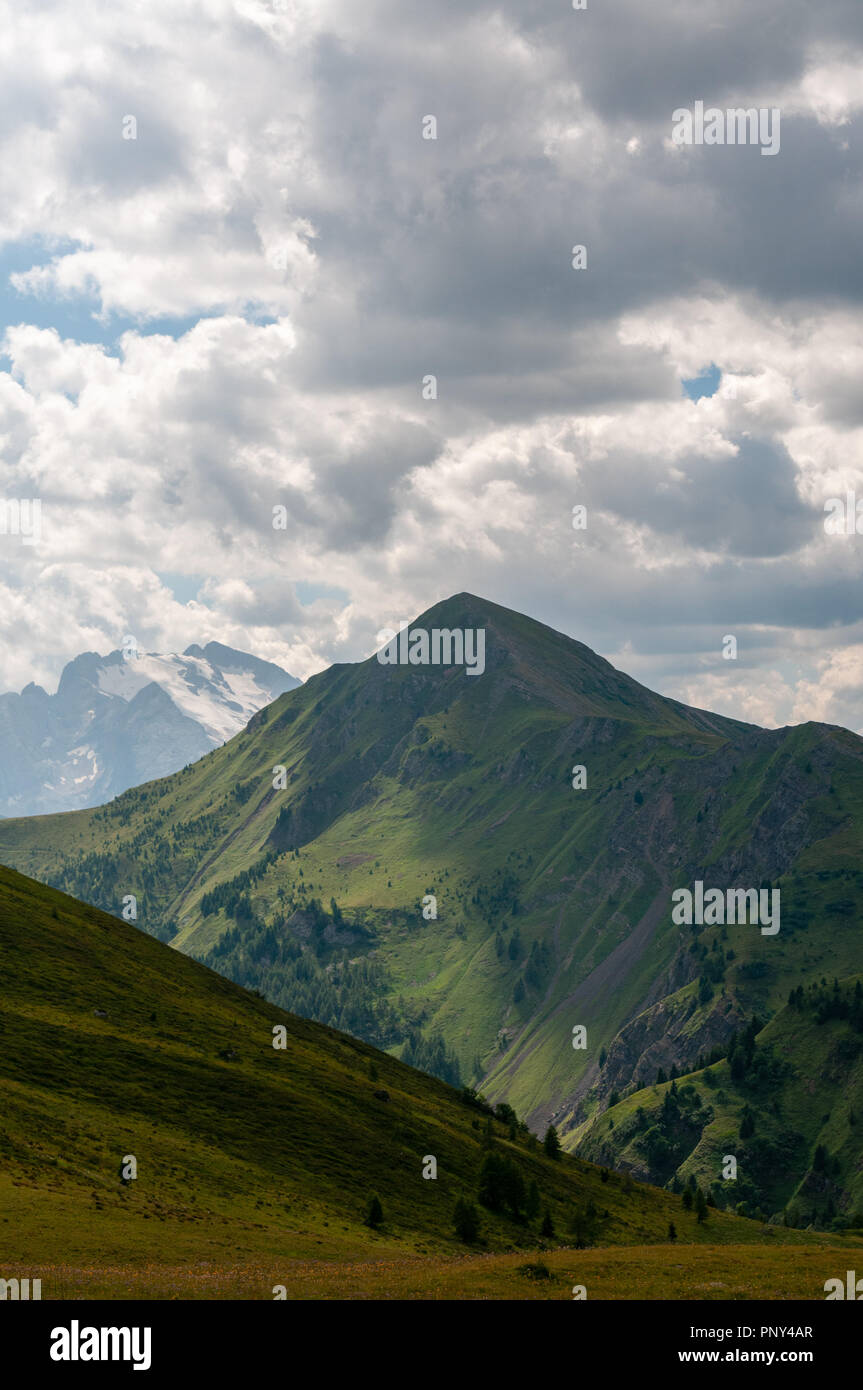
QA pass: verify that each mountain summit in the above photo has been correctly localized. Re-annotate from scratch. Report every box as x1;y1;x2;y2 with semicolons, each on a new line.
0;642;299;816
2;593;862;1225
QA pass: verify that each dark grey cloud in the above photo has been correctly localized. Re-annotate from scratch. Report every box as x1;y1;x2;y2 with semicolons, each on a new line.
579;435;819;559
265;1;863;434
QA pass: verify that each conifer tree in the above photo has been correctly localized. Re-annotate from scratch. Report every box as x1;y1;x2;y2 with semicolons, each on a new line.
543;1124;562;1160
453;1195;480;1242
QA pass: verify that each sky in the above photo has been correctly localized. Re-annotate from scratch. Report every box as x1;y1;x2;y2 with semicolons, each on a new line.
0;0;862;732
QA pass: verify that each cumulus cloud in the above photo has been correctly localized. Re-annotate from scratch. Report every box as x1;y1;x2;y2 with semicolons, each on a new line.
0;0;861;731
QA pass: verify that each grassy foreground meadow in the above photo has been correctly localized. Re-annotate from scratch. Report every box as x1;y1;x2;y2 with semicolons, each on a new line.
1;862;859;1300
2;1243;861;1300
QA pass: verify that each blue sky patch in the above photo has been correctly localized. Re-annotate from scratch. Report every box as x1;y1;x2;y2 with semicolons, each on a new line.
682;363;721;401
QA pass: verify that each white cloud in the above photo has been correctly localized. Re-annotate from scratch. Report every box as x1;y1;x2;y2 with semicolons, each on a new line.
0;0;862;730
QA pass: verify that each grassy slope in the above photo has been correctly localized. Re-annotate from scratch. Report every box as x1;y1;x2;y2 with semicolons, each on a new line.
577;984;863;1219
2;863;858;1300
1;594;862;1167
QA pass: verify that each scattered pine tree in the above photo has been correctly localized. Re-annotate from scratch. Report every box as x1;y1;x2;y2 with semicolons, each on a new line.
453;1195;480;1243
543;1125;562;1160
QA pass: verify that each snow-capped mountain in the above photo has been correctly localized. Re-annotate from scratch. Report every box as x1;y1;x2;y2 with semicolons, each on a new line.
0;642;300;817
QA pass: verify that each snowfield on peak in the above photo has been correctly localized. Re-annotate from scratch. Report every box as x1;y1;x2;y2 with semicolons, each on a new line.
0;643;300;816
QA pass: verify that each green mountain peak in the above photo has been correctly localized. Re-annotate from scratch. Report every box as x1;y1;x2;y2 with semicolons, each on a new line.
2;592;862;1228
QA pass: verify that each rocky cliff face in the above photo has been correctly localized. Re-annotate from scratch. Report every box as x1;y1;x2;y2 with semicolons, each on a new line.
598;987;746;1104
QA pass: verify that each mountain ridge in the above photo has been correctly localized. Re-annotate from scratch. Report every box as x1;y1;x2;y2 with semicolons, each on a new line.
0;641;300;816
1;592;862;1226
